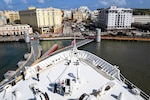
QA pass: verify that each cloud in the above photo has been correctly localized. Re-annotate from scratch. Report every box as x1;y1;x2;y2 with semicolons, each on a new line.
98;0;126;6
3;0;13;9
4;0;12;4
8;5;13;9
38;0;45;3
21;0;27;4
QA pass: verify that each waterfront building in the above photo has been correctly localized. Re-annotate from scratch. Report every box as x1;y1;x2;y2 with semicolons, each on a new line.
0;24;33;36
19;7;63;34
97;6;133;30
132;15;150;24
0;16;7;26
63;10;72;20
3;10;20;24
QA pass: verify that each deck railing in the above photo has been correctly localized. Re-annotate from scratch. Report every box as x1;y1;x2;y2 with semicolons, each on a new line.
120;74;150;100
79;50;150;100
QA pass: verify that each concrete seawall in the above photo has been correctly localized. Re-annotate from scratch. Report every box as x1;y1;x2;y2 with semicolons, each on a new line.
0;36;24;42
101;36;150;42
39;37;85;40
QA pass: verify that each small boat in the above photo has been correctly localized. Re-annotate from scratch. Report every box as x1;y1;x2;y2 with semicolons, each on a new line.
4;70;15;79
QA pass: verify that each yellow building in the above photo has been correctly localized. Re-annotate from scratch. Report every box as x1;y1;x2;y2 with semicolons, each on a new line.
3;10;20;24
19;7;63;34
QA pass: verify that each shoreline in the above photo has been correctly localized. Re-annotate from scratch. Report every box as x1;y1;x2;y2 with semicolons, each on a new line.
101;36;150;42
39;36;85;40
0;36;150;42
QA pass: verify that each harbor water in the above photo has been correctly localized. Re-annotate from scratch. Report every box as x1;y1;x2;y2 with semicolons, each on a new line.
0;40;149;95
0;42;30;81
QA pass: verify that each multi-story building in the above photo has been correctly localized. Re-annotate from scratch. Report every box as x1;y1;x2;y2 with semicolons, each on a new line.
63;10;72;20
0;24;33;36
97;6;133;30
78;6;91;20
19;7;63;34
78;6;91;13
73;11;83;23
3;10;20;24
132;15;150;24
91;10;99;21
0;16;7;26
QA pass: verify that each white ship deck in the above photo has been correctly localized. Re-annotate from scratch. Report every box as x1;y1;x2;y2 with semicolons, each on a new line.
0;48;145;100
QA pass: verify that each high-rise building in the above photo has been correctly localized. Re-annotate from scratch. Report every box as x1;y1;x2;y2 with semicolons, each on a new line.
97;6;133;30
19;7;63;34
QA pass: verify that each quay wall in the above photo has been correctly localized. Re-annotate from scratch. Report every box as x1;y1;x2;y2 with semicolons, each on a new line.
101;36;150;42
0;36;24;42
39;37;85;40
1;35;150;42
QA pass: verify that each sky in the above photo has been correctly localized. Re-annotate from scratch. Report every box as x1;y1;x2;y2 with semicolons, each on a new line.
0;0;150;11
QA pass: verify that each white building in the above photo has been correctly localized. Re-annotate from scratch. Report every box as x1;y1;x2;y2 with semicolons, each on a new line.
0;24;33;36
78;6;91;20
78;6;91;13
98;6;133;30
63;10;72;20
0;16;7;26
91;10;99;21
132;15;150;24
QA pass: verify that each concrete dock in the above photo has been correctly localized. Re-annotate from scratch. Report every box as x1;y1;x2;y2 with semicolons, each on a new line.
0;36;25;42
101;36;150;42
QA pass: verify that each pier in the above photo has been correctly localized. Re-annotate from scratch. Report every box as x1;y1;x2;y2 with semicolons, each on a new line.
39;36;85;40
32;39;94;65
76;39;94;47
0;36;25;42
45;39;94;55
101;36;150;42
